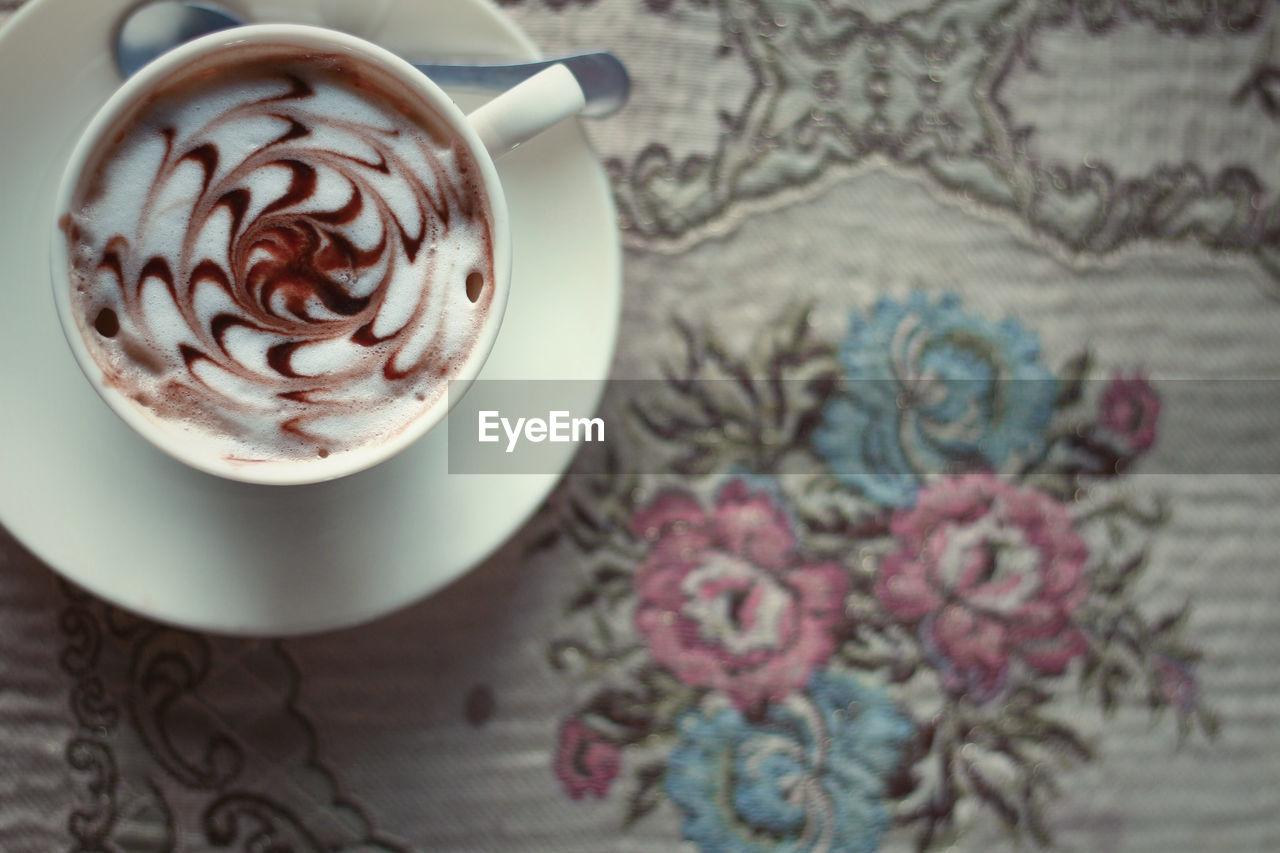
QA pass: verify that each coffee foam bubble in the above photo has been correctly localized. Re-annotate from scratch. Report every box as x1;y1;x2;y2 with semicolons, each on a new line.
64;47;496;462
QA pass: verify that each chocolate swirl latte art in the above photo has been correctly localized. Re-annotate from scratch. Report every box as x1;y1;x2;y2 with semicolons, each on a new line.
62;49;496;463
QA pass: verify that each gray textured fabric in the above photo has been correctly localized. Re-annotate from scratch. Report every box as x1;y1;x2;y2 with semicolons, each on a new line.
3;1;1279;851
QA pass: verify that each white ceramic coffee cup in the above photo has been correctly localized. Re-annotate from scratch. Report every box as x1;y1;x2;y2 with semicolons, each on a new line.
50;24;584;486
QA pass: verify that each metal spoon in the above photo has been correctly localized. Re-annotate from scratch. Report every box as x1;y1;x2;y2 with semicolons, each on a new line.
114;0;630;117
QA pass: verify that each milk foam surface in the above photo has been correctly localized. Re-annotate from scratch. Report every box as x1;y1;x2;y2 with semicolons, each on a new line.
64;49;496;462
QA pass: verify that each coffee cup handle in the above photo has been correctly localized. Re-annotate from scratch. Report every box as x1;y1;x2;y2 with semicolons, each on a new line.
465;64;586;160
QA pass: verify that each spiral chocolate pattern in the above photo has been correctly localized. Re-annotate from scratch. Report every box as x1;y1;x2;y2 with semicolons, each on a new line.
64;51;495;461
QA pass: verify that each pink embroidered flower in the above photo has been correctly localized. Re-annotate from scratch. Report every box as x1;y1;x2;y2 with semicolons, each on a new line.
632;480;849;712
1154;655;1199;715
1098;375;1160;453
554;718;620;799
876;474;1090;700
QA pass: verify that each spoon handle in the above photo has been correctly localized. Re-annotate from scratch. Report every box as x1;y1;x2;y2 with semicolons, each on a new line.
414;51;629;119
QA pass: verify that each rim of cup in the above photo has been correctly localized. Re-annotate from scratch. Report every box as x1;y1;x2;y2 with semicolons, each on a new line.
50;24;513;486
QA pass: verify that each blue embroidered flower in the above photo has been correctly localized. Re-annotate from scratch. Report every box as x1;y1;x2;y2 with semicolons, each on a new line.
813;292;1057;507
664;671;913;853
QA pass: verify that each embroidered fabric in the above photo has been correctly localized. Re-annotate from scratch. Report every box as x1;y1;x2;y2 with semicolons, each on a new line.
2;1;1279;851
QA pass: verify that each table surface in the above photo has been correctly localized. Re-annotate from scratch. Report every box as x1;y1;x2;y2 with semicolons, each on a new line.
3;1;1279;851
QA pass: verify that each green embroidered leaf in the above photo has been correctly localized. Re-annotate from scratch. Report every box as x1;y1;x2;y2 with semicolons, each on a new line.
566;587;599;614
960;758;1021;833
623;762;667;829
1055;350;1092;408
1151;602;1192;637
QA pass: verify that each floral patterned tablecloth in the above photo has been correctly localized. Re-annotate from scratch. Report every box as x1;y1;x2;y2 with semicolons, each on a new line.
3;0;1279;851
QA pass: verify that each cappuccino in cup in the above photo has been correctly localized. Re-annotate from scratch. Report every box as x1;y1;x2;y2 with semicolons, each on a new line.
60;44;498;467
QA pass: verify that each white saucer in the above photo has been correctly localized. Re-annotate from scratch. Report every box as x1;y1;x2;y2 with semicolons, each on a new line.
0;0;620;634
